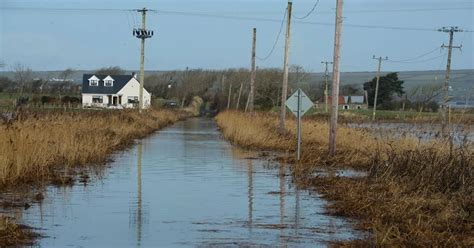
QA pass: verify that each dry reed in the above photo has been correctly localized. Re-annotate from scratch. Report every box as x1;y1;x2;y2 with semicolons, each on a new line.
0;216;37;246
0;109;187;187
216;111;473;247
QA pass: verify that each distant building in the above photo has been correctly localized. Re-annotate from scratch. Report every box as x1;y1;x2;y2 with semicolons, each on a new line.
320;95;367;110
81;73;151;109
344;95;367;110
447;100;474;109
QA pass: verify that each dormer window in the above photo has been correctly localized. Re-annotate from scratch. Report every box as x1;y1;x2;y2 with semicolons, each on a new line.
88;75;100;87
103;75;114;87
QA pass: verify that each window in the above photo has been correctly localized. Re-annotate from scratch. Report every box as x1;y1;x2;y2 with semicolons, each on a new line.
104;80;113;87
92;96;103;103
127;96;139;104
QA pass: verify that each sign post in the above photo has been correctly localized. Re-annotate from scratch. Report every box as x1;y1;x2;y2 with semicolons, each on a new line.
285;89;313;161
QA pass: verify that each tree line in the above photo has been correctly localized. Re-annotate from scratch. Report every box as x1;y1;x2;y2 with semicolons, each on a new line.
1;64;443;112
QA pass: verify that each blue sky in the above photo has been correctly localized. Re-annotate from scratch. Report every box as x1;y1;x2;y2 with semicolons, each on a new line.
1;0;473;72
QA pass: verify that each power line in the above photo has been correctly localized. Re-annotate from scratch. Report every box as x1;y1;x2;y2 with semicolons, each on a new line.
293;0;320;19
335;7;474;14
387;53;447;64
1;7;135;12
153;10;448;32
4;6;473;13
387;47;442;62
3;7;469;32
256;8;287;61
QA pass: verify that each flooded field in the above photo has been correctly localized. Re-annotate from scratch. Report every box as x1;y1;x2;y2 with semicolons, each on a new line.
348;122;474;144
1;118;361;247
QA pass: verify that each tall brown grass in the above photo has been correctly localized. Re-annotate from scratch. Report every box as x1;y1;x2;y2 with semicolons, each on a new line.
0;216;36;246
216;111;473;247
0;109;187;187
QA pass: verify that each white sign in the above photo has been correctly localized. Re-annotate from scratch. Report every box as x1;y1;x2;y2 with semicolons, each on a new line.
285;89;314;117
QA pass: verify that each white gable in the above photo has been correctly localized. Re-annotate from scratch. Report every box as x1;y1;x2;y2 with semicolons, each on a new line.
88;75;99;80
88;75;99;86
104;75;114;81
117;77;150;96
103;75;114;87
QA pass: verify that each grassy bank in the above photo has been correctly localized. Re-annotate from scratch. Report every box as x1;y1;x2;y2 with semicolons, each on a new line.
0;109;187;187
216;111;473;247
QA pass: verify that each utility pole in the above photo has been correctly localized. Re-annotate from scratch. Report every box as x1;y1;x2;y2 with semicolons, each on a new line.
328;0;344;156
236;81;244;110
438;26;462;133
279;1;293;132
371;56;388;121
321;61;333;113
249;28;257;112
133;8;154;112
226;76;232;109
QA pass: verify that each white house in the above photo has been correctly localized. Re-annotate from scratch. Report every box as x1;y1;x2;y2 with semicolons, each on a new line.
82;74;151;109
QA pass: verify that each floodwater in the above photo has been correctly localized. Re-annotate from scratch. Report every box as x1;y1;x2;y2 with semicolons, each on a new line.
4;118;361;247
349;122;474;144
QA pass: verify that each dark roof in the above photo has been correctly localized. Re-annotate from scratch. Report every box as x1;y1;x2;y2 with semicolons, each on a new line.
82;74;135;94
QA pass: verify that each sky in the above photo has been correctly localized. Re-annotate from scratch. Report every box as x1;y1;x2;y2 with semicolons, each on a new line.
1;0;473;73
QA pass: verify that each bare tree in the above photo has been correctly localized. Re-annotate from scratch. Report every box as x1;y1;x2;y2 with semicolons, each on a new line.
95;66;125;75
407;83;443;112
60;68;74;81
12;63;33;95
289;65;309;91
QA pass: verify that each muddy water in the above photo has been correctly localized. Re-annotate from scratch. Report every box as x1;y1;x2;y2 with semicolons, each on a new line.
6;118;361;247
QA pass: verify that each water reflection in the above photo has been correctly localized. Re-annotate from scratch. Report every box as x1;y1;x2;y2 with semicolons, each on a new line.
1;118;361;247
132;142;144;247
279;164;286;245
247;159;253;230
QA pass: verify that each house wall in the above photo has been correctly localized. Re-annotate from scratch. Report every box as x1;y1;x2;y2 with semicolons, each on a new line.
117;78;151;109
82;93;110;108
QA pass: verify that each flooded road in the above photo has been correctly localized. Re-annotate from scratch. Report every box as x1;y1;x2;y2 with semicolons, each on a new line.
6;118;360;247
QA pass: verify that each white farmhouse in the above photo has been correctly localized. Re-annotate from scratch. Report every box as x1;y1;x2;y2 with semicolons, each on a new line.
82;74;151;109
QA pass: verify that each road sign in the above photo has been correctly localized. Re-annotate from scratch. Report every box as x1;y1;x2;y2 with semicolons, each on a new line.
285;89;314;161
285;89;314;117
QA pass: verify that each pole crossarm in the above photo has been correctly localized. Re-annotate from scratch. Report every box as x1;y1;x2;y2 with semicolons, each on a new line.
133;28;154;39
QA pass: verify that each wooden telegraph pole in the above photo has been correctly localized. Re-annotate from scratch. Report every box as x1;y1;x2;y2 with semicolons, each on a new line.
438;26;462;134
225;76;232;109
279;1;293;131
236;81;244;110
249;28;257;112
371;56;388;121
328;0;344;156
134;8;154;112
321;61;333;113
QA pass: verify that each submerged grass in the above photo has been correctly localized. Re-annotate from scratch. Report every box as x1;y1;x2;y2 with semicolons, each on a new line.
0;109;188;187
216;111;473;247
0;216;37;246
